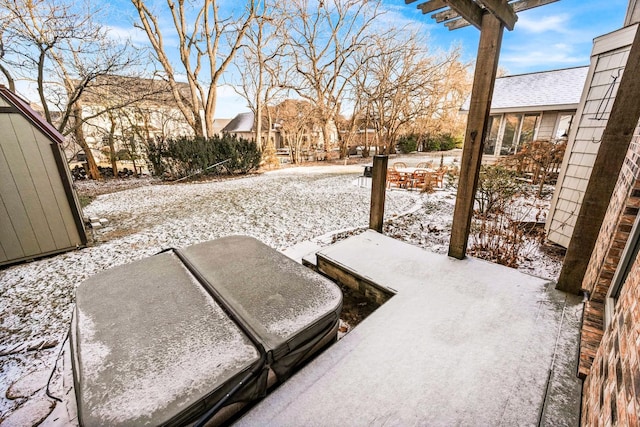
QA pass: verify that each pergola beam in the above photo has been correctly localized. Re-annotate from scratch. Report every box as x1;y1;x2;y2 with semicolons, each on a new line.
449;12;504;259
511;0;559;13
479;0;517;30
433;7;460;23
445;17;471;30
443;0;484;30
404;0;557;259
417;0;448;14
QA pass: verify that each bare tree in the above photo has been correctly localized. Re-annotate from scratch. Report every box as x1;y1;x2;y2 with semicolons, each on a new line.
0;9;16;92
278;0;386;156
273;99;318;164
132;0;257;138
1;0;141;179
355;29;470;155
232;0;289;157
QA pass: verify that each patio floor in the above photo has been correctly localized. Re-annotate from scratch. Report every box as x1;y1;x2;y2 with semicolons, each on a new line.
237;230;583;426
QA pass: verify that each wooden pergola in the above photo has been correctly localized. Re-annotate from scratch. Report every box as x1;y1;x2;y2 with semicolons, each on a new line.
405;0;558;259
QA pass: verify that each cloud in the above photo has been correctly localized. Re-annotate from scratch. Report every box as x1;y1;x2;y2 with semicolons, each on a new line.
106;25;151;45
499;40;587;74
516;13;572;33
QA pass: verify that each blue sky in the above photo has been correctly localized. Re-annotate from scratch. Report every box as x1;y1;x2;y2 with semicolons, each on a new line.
390;0;629;75
20;0;629;118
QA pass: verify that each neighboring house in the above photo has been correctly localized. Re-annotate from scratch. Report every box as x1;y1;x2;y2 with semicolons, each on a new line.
462;66;587;160
223;108;339;154
78;76;196;167
211;118;232;136
222;111;283;150
221;112;258;141
0;85;87;266
546;24;639;248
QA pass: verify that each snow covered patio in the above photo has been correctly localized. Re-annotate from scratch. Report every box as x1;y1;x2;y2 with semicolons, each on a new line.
238;230;583;426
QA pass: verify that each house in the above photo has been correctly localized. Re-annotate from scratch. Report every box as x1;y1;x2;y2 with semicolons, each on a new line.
546;24;639;248
578;105;640;425
462;66;588;160
553;3;640;424
0;85;87;266
221;111;258;141
77;75;197;169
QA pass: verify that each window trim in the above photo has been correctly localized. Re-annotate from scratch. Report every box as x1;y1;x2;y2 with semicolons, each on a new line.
605;210;640;329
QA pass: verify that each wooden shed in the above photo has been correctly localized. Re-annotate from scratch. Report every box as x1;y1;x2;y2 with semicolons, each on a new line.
0;85;87;266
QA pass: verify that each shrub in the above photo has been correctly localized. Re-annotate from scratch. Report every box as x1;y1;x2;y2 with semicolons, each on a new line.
474;165;527;214
396;135;418;154
423;133;461;152
469;165;534;268
145;134;261;179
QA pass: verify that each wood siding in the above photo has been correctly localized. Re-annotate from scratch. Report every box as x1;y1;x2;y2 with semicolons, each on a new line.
547;26;637;248
0;104;84;265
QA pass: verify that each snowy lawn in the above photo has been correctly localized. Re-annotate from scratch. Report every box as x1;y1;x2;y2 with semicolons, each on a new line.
0;158;564;423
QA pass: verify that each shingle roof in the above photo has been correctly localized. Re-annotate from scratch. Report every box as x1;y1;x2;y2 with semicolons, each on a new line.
461;66;589;111
222;112;254;133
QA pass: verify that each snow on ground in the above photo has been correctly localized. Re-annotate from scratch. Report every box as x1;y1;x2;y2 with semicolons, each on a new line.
0;155;564;423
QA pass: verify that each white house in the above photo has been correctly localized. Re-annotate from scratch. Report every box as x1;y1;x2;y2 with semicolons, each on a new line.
462;66;588;161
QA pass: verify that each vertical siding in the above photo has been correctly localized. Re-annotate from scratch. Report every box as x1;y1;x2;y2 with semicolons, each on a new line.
547;38;633;247
0;114;44;258
0;108;83;265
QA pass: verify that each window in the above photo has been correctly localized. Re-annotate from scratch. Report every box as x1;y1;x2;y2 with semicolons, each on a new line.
500;114;521;155
483;115;501;155
483;113;540;156
519;114;539;147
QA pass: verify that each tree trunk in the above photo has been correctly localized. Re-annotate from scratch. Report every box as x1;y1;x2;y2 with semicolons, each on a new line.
108;114;118;176
322;120;334;155
73;103;101;180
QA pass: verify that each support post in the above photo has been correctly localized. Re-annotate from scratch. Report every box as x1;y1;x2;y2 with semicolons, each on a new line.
448;13;504;259
369;155;388;233
556;26;640;294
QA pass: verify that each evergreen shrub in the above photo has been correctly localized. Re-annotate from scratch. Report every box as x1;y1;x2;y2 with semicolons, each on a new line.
145;134;261;179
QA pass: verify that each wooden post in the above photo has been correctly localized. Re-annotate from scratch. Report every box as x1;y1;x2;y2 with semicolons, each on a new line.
448;13;504;259
369;155;388;233
556;26;640;294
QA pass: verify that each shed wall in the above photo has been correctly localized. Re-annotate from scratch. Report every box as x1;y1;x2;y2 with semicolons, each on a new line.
0;107;84;265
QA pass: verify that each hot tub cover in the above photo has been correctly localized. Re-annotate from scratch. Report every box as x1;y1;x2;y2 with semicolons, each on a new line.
71;236;342;426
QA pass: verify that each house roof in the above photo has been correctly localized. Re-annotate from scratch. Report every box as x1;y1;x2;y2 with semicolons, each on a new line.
0;85;65;144
461;66;589;112
78;75;202;109
222;112;254;133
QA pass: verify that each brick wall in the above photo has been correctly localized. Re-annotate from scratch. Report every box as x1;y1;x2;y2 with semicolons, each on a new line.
580;120;640;424
581;253;640;425
579;151;640;376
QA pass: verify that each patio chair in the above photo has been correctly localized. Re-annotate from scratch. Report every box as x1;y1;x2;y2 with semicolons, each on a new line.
434;166;448;188
387;169;408;189
416;161;433;169
411;168;431;189
392;162;407;170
